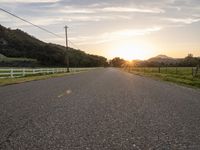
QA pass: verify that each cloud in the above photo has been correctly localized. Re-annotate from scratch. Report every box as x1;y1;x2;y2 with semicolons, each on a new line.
0;0;200;49
101;7;165;13
59;5;164;15
165;17;200;24
31;18;64;26
109;27;162;37
71;27;162;45
0;0;59;3
60;8;95;14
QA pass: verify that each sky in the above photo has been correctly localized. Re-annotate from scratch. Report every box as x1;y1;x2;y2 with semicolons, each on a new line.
0;0;200;60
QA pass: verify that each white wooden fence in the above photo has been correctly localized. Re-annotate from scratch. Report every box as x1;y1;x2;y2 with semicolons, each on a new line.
0;68;95;78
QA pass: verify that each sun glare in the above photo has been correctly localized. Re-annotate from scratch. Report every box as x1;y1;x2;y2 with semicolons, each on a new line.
110;43;154;60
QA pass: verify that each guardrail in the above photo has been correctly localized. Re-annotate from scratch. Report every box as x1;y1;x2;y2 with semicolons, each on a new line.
0;68;95;78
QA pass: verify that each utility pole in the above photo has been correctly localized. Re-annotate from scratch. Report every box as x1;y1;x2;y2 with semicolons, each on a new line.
64;25;70;72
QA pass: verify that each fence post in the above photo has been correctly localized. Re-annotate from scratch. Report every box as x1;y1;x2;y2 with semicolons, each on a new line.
176;67;178;74
192;67;194;77
195;66;199;77
23;68;25;77
158;67;160;73
11;69;14;78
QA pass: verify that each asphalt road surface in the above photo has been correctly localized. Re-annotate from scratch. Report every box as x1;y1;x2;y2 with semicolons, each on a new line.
0;68;200;150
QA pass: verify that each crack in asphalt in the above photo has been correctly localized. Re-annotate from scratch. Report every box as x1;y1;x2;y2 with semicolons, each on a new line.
0;102;68;149
0;119;30;149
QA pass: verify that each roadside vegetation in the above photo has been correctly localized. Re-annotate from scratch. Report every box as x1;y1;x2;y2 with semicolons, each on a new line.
126;67;200;88
109;55;200;88
0;70;87;86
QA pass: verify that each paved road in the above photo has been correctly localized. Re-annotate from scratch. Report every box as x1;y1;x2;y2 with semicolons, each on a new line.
0;68;200;150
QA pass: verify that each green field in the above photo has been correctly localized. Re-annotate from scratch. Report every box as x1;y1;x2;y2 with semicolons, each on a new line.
0;54;37;62
126;67;200;88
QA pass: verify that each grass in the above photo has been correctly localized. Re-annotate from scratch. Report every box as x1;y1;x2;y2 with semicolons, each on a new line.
125;67;200;89
0;55;37;62
0;71;85;86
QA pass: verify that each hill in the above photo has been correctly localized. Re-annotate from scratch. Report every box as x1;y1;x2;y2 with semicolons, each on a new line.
150;55;173;59
148;55;177;64
132;54;200;67
0;25;107;67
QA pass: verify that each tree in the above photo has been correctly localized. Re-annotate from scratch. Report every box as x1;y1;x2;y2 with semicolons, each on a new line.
186;53;193;58
182;53;199;67
109;57;126;67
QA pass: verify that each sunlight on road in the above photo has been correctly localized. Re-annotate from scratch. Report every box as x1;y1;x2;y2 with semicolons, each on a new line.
57;90;72;98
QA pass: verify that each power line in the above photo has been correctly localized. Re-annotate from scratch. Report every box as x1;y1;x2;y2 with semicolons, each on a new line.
0;7;82;50
69;40;80;50
0;7;62;38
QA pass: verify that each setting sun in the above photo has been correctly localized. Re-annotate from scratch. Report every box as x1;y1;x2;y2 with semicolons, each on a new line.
109;43;155;60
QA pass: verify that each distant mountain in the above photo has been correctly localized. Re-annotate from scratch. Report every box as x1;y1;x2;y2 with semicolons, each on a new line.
133;54;200;67
148;54;177;64
153;55;173;59
0;24;107;67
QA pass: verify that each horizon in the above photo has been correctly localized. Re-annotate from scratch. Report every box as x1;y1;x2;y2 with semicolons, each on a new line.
1;24;199;61
0;0;200;60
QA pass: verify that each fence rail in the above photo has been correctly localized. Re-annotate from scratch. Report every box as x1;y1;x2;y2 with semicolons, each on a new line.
0;68;95;78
